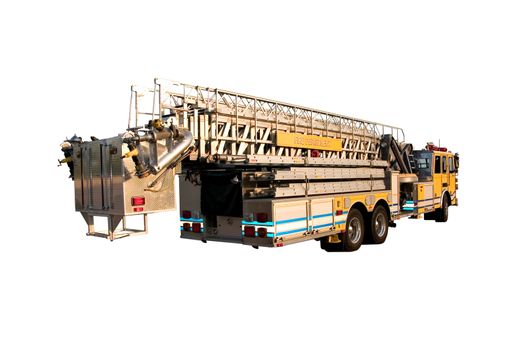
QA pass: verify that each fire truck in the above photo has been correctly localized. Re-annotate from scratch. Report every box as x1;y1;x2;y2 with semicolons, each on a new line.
59;78;459;251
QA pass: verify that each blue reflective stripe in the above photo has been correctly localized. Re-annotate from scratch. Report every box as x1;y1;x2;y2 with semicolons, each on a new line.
276;223;336;236
249;222;345;236
180;226;204;233
242;232;275;238
241;220;274;227
181;218;204;223
243;215;336;226
242;212;350;236
312;213;333;219
276;213;333;225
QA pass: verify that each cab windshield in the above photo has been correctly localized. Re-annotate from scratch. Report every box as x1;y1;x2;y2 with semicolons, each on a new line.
413;150;433;179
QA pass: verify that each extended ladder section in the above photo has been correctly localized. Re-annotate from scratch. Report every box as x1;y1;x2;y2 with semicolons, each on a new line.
129;78;405;167
242;166;387;199
126;78;411;201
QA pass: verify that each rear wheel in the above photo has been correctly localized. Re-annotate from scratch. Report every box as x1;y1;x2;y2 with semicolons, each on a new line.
342;208;365;251
366;206;389;244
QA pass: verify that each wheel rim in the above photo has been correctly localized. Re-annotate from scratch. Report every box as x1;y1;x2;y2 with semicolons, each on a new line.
348;217;362;243
375;212;387;238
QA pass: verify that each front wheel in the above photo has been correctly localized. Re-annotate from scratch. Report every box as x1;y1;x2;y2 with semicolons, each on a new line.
436;198;449;222
343;208;365;251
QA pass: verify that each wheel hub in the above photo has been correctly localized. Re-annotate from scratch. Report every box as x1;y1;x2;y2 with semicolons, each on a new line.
375;213;386;238
348;217;362;243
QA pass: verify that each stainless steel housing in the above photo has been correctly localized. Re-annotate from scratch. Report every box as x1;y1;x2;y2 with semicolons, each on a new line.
72;130;191;240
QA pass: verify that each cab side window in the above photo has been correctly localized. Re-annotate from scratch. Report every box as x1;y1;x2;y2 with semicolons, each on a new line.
434;156;441;174
448;157;455;173
442;156;447;173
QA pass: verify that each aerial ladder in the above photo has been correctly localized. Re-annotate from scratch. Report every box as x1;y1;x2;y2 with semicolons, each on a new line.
59;78;458;251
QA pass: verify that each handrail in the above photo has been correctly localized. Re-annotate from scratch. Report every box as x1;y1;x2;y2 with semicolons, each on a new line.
152;78;405;141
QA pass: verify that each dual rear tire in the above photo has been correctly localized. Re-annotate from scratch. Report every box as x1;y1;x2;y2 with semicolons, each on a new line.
321;206;389;252
366;206;389;245
342;208;365;251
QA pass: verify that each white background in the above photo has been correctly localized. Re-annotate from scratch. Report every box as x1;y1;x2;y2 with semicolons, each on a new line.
1;1;524;349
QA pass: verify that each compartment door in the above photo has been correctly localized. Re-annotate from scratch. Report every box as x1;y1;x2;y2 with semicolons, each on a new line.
310;198;334;233
433;154;443;207
274;200;308;237
81;143;104;211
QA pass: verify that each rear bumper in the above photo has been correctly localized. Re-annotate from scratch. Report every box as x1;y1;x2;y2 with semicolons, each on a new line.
242;236;275;247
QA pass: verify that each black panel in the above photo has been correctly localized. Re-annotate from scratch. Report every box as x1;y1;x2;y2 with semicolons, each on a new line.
200;171;243;217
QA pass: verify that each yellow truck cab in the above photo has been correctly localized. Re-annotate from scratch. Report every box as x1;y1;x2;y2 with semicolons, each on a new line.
413;144;459;222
